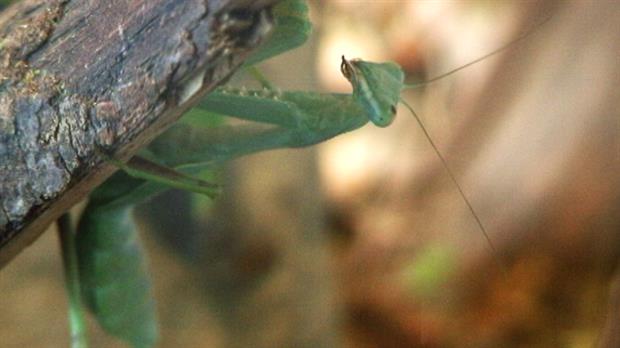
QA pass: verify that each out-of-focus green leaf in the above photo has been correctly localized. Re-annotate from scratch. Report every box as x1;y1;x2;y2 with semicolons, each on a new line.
0;0;14;8
401;244;456;298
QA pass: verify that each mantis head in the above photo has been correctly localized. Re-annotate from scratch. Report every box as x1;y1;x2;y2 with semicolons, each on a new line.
340;56;405;127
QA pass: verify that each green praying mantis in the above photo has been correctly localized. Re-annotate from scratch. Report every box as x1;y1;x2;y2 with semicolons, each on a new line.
58;1;549;347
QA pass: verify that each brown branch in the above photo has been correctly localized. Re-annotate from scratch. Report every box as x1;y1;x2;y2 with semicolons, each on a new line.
0;0;277;267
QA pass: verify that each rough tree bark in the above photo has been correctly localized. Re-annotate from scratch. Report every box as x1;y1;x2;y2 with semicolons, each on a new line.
0;0;277;268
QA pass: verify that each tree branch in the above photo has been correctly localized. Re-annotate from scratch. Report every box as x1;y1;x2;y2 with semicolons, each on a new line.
0;0;277;267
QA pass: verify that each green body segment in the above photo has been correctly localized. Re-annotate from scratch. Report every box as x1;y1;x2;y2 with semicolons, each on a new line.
76;204;158;348
341;57;405;127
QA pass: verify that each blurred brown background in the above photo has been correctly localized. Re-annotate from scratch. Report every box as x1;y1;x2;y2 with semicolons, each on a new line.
2;0;620;347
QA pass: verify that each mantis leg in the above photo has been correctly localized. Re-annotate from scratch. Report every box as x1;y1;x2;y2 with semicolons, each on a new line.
198;91;367;131
154;92;370;169
198;90;303;128
99;91;367;209
149;123;329;168
119;92;367;197
111;156;221;199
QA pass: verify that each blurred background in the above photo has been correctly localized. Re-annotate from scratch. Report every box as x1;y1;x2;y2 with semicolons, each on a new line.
1;0;620;347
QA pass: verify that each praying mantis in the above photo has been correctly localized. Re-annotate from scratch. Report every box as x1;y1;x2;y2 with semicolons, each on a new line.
59;0;548;346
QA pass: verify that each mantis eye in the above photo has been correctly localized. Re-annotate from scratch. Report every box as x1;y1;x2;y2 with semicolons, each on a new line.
390;105;397;114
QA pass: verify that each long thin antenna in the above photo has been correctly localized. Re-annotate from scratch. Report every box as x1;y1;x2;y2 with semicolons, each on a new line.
400;98;504;268
405;15;553;89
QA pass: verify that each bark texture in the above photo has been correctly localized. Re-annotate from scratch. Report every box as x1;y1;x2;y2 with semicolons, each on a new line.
0;0;276;267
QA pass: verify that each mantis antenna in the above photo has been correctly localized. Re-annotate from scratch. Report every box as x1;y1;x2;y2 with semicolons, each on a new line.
404;15;553;89
399;98;500;259
387;15;552;266
384;16;553;269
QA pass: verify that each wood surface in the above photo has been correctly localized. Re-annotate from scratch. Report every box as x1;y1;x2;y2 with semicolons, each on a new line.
0;0;277;267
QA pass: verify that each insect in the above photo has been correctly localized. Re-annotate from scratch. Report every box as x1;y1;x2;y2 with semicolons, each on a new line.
65;0;548;346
